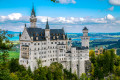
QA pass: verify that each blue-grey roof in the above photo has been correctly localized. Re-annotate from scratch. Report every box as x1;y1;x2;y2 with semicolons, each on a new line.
76;46;89;50
66;51;71;53
83;27;88;30
26;28;67;41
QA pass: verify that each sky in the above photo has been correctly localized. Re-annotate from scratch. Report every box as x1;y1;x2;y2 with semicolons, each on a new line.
0;0;120;33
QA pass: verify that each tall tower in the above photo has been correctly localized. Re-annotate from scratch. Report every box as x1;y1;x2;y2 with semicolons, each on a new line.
45;19;50;40
30;4;37;28
81;27;90;48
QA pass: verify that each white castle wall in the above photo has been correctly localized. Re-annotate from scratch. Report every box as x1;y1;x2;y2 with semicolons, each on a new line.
19;10;90;76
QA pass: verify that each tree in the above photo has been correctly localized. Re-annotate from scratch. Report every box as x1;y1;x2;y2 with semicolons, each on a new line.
51;0;56;2
109;49;116;73
27;66;33;77
49;62;63;80
9;58;19;72
80;73;88;80
89;50;96;63
0;69;12;80
103;51;110;76
36;59;42;68
0;29;13;63
10;73;18;80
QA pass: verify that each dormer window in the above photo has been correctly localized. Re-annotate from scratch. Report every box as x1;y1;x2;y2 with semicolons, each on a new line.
53;36;55;39
36;37;38;40
31;37;33;40
57;36;59;39
37;34;39;36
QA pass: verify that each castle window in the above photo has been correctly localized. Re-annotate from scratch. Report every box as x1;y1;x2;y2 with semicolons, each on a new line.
34;53;36;55
37;34;39;36
27;61;28;64
51;42;53;44
55;42;57;44
38;43;40;45
34;43;36;45
34;57;36;59
38;48;39;50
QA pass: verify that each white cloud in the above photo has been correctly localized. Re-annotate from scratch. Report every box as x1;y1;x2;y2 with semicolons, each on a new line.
105;14;115;20
116;20;120;23
109;0;120;5
8;13;22;20
59;0;76;4
108;6;114;11
0;13;120;33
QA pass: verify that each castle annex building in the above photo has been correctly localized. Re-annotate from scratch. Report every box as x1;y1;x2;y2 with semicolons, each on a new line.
19;6;90;77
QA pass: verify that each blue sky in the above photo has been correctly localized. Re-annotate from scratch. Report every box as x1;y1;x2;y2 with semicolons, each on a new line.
0;0;120;33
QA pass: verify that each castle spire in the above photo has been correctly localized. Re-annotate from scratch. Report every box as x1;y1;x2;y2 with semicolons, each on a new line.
25;23;26;27
45;18;49;29
31;3;36;17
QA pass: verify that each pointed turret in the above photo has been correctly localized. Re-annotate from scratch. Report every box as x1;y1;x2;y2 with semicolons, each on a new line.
45;18;49;29
19;32;21;37
31;4;36;17
25;23;26;27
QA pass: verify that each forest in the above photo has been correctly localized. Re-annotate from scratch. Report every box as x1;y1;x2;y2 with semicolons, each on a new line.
1;30;120;80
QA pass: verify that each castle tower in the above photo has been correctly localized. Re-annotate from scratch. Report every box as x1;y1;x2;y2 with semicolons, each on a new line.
45;18;50;39
81;27;90;48
30;4;37;28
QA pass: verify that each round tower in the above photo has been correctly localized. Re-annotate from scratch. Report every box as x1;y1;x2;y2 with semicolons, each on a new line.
81;27;90;48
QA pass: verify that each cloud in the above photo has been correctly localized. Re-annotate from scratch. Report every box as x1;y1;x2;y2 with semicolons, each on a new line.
59;0;76;4
105;14;115;20
0;13;120;33
0;13;22;22
8;13;22;20
108;6;114;11
109;0;120;5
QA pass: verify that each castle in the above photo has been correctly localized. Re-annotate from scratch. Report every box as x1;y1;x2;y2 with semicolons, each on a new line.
19;6;90;77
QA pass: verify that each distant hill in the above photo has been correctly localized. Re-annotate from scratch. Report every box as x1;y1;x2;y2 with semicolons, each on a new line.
7;31;120;41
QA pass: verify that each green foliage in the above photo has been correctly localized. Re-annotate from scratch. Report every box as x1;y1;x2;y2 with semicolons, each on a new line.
51;0;56;2
0;69;12;80
89;50;96;63
9;58;19;72
89;49;120;79
80;73;88;80
0;29;13;62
